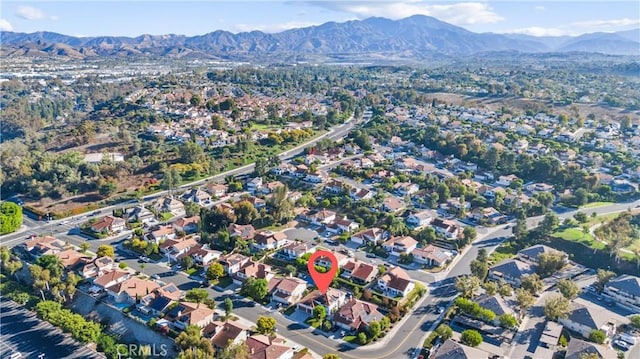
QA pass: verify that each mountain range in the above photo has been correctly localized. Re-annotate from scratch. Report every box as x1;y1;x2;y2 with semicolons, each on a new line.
1;15;639;61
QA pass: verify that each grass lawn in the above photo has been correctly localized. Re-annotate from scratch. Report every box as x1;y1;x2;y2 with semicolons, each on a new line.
215;276;233;289
185;268;198;275
305;317;322;329
159;212;174;221
552;228;605;250
344;335;358;344
580;201;614;209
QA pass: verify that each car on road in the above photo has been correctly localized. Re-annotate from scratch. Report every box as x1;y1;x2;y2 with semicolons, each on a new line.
151;274;160;280
366;252;376;258
436;306;445;314
139;256;150;263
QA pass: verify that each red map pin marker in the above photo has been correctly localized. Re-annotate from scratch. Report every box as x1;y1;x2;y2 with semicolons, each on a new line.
307;250;338;294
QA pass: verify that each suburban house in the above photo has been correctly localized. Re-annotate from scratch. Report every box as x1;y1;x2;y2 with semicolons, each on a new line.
558;303;618;339
475;294;516;326
334;298;384;333
350;227;388;246
412;245;452;267
382;196;406;213
91;269;130;292
252;230;289;251
55;249;91;269
268;276;308;306
106;277;160;304
382;236;418;257
160;237;199;262
350;188;374;202
296;288;348;315
219;253;251;275
564;338;618;359
155;196;186;217
204;320;249;352
232;260;275;285
206;183;228;198
496;174;520;187
315;251;349;268
526;183;555;194
180;188;211;206
432;339;489;359
137;294;174;317
341;260;379;284
245;335;294;359
332;216;360;233
189;245;222;266
79;256;116;278
305;209;337;226
377;267;415;298
431;218;461;239
470;207;505;225
169;301;216;330
128;205;155;224
488;259;537;287
406;211;434;228
246;177;263;193
393;182;419;196
603;274;640;313
23;236;66;258
90;215;126;234
279;241;314;260
150;225;176;243
517;245;566;264
172;215;200;234
228;223;256;240
262;180;285;194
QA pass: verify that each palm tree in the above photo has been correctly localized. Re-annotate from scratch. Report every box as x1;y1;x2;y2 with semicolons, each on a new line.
139;263;146;275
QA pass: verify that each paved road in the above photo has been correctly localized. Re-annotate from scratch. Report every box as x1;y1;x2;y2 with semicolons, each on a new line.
0;297;105;359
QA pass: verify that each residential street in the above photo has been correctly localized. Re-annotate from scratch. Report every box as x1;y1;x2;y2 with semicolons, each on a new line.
2;173;640;357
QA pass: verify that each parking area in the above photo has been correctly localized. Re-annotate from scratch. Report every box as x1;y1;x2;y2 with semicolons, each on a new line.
0;297;104;359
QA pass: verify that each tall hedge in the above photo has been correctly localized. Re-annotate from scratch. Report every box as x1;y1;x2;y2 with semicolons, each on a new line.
0;202;22;234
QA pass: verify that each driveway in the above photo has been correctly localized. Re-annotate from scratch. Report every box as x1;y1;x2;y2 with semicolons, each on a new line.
284;227;319;243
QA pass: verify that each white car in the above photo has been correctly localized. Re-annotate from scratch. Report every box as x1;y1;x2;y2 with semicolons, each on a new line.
614;339;630;350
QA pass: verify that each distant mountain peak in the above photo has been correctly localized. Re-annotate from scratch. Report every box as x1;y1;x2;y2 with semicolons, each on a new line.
1;16;638;60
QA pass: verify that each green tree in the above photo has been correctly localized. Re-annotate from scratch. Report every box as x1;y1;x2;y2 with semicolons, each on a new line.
462;226;477;245
79;242;90;253
574;212;588;223
497;282;513;297
557;279;580;300
220;341;250;359
358;332;368;345
35;254;64;279
455;275;481;298
470;259;489;280
181;256;194;271
539;212;559;236
521;274;544;295
435;324;453;340
498;314;518;329
242;278;268;301
98;181;117;197
206;263;224;282
537;252;566;278
224;297;233;319
460;329;483;347
630;315;640;329
544;295;571;321
483;281;498;296
0;202;23;234
180;141;205;164
256;316;276;334
515;288;535;318
595;269;616;293
185;288;209;304
234;201;258;225
175;325;213;357
96;244;115;258
368;320;382;339
313;305;327;322
589;330;606;344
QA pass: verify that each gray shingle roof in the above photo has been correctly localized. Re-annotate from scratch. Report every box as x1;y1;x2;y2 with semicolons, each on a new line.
606;274;640;297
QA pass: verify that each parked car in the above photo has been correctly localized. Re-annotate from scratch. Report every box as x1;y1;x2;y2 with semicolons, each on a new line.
614;339;630;351
436;306;445;314
139;256;150;263
366;252;376;258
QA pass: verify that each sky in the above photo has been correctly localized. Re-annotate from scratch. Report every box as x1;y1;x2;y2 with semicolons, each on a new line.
0;1;638;38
